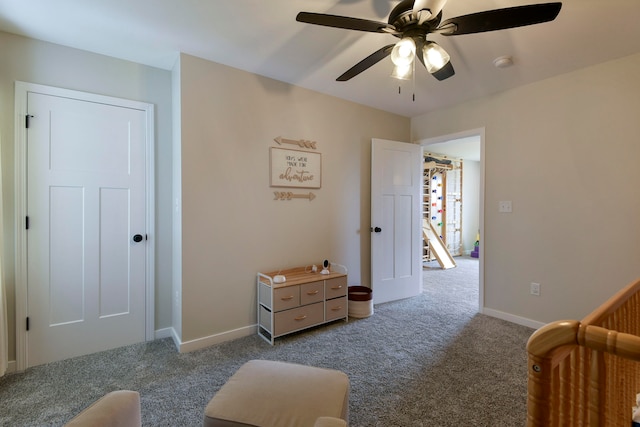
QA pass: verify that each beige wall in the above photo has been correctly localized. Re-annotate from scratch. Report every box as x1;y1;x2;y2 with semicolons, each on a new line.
8;26;638;360
177;53;409;344
461;160;480;254
0;31;174;362
412;52;640;324
0;30;409;362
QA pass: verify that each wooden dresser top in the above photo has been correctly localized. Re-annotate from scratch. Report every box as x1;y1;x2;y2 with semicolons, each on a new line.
258;265;346;288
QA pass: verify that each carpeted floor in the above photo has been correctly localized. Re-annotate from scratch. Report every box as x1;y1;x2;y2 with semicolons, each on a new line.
0;257;534;426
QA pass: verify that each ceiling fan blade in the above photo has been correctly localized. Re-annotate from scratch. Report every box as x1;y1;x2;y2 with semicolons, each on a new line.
431;61;455;81
337;44;395;81
296;12;396;33
436;2;562;36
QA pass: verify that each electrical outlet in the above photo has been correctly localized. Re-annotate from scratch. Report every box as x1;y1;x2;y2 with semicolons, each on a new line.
499;201;512;213
530;282;540;296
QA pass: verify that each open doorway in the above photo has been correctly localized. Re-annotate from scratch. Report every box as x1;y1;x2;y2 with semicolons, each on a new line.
419;129;484;311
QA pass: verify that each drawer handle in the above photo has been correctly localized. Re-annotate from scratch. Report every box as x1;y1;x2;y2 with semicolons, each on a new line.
331;306;343;311
294;315;307;321
306;290;319;295
281;296;294;301
331;285;343;290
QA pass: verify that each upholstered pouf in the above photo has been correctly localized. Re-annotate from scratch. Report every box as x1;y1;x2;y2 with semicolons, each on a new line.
203;360;350;427
65;390;141;427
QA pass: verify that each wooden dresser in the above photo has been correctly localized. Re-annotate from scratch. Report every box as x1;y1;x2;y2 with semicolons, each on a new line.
257;263;348;344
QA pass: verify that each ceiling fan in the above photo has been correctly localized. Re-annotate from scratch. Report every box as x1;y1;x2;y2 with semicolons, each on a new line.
296;0;562;82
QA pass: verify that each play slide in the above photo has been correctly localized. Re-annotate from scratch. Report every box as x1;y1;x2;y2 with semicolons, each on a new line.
422;219;456;269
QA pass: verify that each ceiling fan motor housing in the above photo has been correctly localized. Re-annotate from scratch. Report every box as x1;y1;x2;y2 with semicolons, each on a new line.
389;0;443;34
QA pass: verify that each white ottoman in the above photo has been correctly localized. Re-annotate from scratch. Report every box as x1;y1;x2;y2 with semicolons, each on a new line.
203;360;350;427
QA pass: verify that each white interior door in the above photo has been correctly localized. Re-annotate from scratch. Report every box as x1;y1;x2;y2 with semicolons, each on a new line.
371;138;422;304
25;90;148;367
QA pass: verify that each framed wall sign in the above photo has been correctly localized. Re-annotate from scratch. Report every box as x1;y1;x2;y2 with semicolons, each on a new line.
270;147;321;189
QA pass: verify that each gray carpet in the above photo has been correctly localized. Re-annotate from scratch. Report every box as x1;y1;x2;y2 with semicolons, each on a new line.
0;257;534;426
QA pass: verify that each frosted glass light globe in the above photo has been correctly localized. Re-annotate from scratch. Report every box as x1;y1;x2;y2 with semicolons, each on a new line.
391;38;416;67
423;42;450;73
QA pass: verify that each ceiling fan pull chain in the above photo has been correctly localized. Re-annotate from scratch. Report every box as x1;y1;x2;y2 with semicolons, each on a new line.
412;59;416;102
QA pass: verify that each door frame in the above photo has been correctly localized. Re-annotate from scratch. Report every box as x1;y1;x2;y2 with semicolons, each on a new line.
419;127;485;311
14;81;155;371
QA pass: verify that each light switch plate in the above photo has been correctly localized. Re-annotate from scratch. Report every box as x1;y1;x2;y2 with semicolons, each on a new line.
499;201;512;213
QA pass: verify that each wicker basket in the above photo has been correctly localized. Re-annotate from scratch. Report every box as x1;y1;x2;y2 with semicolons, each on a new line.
348;286;373;318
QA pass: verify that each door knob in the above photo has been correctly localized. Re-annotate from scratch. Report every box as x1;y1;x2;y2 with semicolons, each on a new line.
372;227;382;233
132;234;144;242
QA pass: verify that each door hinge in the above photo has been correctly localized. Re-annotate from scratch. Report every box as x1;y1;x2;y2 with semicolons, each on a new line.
25;114;34;129
26;317;30;331
25;216;29;230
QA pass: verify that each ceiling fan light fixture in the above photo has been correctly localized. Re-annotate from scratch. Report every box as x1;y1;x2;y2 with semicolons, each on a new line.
423;42;450;74
390;37;416;67
391;63;413;80
297;1;562;83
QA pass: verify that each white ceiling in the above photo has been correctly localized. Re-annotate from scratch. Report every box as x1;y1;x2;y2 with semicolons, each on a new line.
1;0;640;118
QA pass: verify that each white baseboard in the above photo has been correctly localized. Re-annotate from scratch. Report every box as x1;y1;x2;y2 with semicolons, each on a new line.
175;325;257;353
154;327;174;340
154;327;182;350
3;360;17;375
481;307;545;330
5;327;255;375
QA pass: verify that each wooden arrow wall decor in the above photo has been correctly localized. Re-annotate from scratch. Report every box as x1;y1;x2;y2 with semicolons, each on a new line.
274;136;317;150
271;136;319;201
274;191;316;201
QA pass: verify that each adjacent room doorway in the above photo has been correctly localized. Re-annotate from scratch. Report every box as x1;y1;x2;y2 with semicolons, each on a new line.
14;82;155;369
420;129;484;310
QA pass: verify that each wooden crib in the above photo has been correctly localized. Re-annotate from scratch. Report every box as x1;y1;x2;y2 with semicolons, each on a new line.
526;278;640;426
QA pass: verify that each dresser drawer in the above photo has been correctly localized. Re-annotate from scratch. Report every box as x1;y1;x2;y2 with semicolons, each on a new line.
274;302;323;336
325;296;347;321
257;268;348;345
325;277;347;299
259;305;272;331
272;285;300;311
300;281;324;306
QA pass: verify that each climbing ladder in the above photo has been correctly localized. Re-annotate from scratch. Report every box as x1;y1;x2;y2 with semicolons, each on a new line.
422;219;456;269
